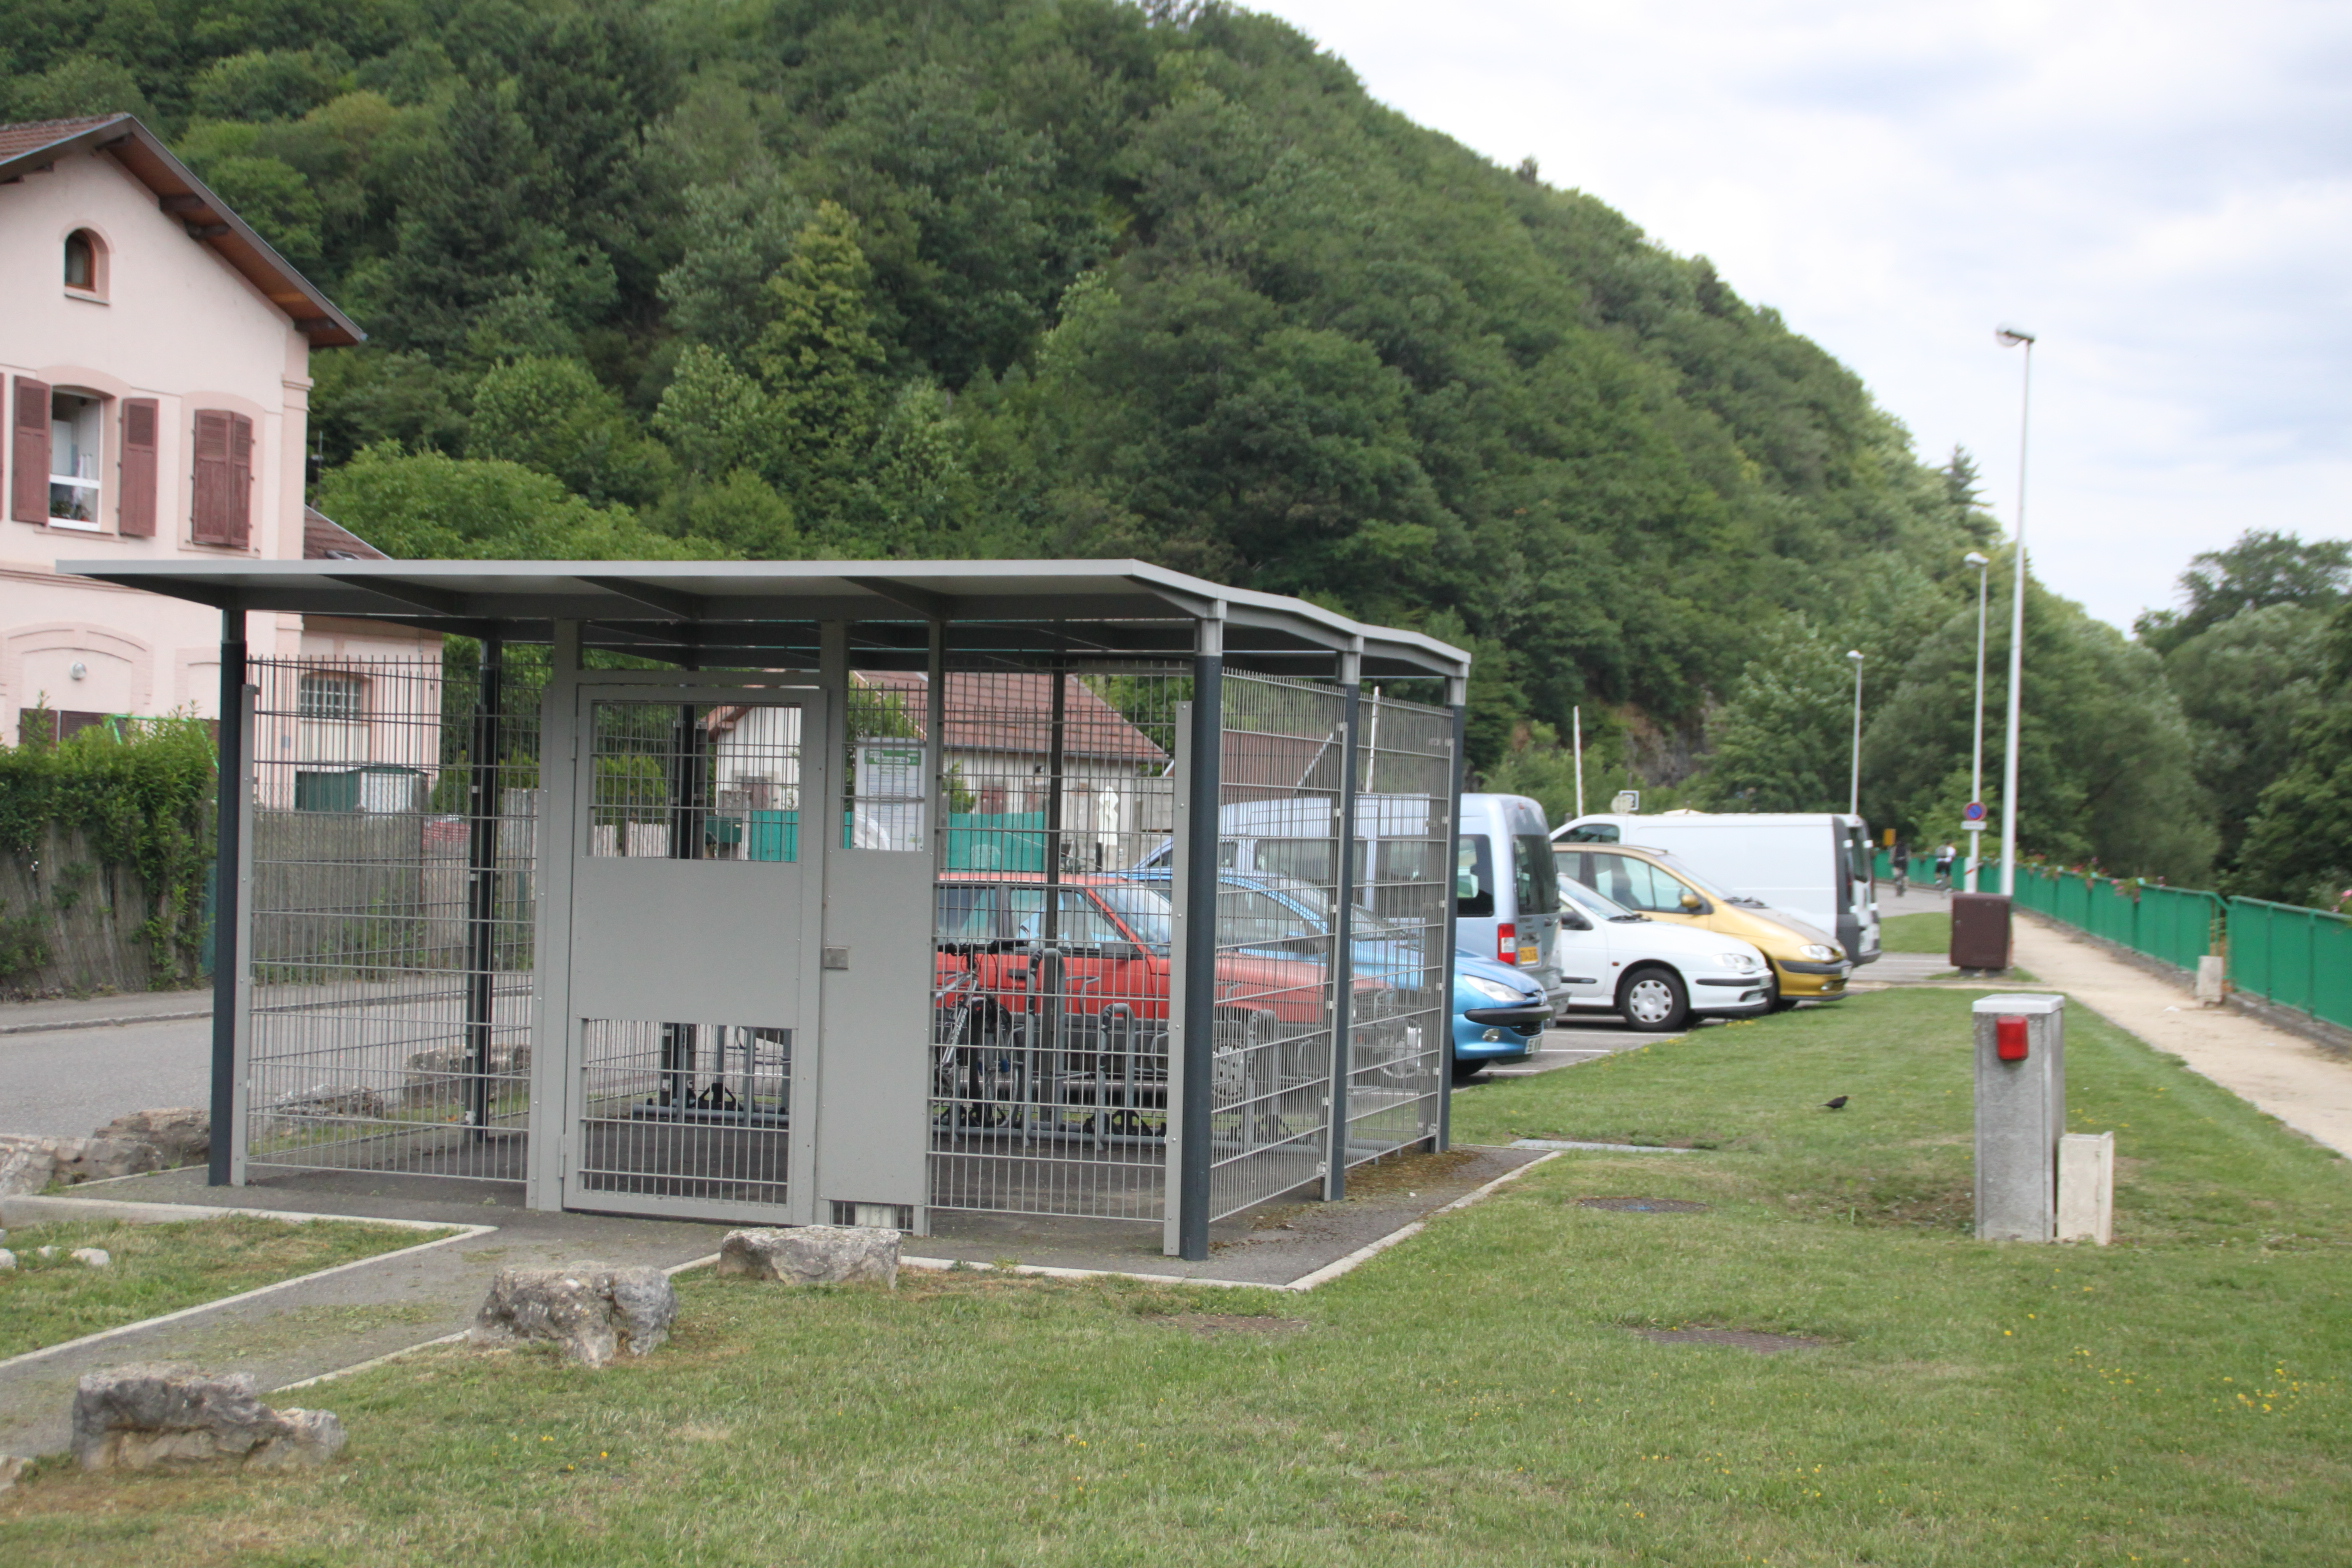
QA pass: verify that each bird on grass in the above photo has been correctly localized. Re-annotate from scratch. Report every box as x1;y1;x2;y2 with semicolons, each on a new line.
1823;1096;1849;1110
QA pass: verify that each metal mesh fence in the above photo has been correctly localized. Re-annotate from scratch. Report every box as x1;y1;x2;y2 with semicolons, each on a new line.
1341;689;1451;1164
575;1019;792;1205
244;651;542;1181
927;664;1182;1221
1207;674;1345;1220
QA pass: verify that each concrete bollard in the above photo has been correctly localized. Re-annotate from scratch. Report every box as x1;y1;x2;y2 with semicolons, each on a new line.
1973;993;2065;1241
2057;1131;2114;1244
2195;955;2227;1006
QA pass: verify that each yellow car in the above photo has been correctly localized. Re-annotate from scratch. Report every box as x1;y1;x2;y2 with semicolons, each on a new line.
1552;842;1850;1007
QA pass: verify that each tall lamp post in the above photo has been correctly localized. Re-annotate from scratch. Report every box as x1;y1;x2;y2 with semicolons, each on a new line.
1963;550;1991;892
1995;326;2035;895
1845;649;1865;816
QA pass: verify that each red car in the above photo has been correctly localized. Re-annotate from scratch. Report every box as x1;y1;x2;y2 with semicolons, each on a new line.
932;873;1398;1141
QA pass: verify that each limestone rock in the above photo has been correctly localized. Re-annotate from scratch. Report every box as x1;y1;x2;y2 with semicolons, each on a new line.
0;1454;26;1492
92;1107;209;1167
0;1249;15;1271
717;1225;900;1288
0;1133;165;1192
469;1264;677;1368
72;1247;111;1268
71;1364;346;1472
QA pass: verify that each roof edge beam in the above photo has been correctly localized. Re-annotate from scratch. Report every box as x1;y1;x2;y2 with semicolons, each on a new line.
322;575;473;617
576;576;710;620
843;576;955;619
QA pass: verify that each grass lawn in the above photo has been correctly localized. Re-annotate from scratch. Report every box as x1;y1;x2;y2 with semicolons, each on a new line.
1877;911;1951;952
3;990;2348;1565
0;1215;450;1360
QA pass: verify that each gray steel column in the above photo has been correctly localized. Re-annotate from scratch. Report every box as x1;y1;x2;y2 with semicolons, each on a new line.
1175;613;1224;1260
207;609;246;1186
463;635;502;1140
1322;643;1363;1201
1437;674;1467;1153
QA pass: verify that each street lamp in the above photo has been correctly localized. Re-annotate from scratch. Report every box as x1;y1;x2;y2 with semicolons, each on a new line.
1963;550;1990;892
1995;326;2035;896
1845;649;1864;817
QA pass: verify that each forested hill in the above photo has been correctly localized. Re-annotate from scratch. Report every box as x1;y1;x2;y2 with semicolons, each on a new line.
9;0;1994;776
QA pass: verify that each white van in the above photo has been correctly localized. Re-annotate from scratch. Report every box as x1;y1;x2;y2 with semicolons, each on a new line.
1455;793;1568;1007
1130;794;1446;918
1555;811;1881;965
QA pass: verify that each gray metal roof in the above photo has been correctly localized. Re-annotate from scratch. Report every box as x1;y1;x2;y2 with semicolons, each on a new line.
59;557;1469;679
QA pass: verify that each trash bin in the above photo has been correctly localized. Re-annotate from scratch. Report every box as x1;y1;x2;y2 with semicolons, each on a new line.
1950;892;2012;971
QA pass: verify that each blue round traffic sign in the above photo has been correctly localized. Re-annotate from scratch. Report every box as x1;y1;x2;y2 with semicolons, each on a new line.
1962;801;1987;824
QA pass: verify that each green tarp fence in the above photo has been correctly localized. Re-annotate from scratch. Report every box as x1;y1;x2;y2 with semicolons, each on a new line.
1870;849;2348;1032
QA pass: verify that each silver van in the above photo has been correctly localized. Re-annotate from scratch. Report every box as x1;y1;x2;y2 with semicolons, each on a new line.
1456;793;1567;1008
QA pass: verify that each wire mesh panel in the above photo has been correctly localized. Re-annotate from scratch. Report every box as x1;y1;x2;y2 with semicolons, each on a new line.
927;665;1182;1221
591;700;805;861
1207;674;1347;1221
1341;690;1453;1164
245;651;541;1181
575;1019;792;1206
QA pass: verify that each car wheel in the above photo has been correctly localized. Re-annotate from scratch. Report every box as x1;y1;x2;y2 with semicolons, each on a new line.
1763;979;1802;1013
1617;966;1690;1032
1450;1056;1489;1085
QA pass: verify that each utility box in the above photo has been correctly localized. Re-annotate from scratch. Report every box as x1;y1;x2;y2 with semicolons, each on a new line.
1950;892;2013;972
1973;993;2064;1241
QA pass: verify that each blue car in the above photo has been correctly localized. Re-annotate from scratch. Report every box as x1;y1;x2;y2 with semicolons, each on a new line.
1451;950;1552;1081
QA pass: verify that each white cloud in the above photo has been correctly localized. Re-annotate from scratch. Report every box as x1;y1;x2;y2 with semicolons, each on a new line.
1252;0;2352;627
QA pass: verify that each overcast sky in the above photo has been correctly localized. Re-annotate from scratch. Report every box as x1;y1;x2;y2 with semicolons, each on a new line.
1254;0;2352;631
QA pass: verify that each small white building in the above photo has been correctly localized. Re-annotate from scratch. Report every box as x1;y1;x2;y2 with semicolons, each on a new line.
0;114;435;746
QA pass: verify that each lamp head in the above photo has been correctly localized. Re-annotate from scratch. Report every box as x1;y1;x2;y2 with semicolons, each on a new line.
1846;650;1865;664
1996;325;2037;347
1964;551;1989;568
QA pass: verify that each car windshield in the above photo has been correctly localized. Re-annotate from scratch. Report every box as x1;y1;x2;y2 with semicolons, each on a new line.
1556;874;1644;923
1095;884;1173;950
1217;887;1325;948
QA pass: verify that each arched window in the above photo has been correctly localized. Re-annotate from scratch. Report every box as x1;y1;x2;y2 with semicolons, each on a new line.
63;229;103;294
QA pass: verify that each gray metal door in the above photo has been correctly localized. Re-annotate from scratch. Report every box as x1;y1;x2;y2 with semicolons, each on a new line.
559;684;827;1223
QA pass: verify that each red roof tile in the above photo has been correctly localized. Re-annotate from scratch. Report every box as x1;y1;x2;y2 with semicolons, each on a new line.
0;116;124;161
302;505;388;561
858;671;1167;765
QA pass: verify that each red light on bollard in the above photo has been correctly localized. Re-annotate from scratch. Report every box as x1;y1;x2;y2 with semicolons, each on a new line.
1996;1015;2029;1061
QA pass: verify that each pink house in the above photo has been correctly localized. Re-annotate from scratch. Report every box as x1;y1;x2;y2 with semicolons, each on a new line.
0;113;435;744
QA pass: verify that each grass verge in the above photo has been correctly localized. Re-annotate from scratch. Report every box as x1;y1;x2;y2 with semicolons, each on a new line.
1877;911;1951;952
2;991;2347;1565
0;1215;452;1359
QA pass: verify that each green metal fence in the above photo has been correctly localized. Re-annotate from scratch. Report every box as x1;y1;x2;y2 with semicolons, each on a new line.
2226;896;2352;1034
1878;852;2349;1033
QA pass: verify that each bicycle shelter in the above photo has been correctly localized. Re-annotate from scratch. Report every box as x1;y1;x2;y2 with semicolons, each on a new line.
63;559;1469;1259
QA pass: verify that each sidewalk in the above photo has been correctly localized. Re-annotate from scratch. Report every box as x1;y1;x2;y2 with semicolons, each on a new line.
0;988;210;1036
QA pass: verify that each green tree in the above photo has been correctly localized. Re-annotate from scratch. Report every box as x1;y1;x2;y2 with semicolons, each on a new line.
2163;603;2330;874
468;356;672;507
2;53;148;120
316;445;725;561
2135;529;2352;655
2234;600;2352;909
1864;577;2216;882
1696;617;1857;812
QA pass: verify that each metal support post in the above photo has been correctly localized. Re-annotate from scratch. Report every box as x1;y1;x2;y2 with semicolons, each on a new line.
463;635;503;1139
1323;645;1362;1201
207;610;246;1186
1175;615;1224;1259
1437;676;1467;1153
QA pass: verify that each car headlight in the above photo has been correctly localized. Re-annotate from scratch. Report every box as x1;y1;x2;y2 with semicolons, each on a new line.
1718;952;1760;972
1462;976;1528;1004
1799;944;1839;962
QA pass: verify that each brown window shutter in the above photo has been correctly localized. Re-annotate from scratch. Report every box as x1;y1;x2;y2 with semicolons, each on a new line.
118;398;158;537
228;412;253;547
11;377;50;524
191;409;232;543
